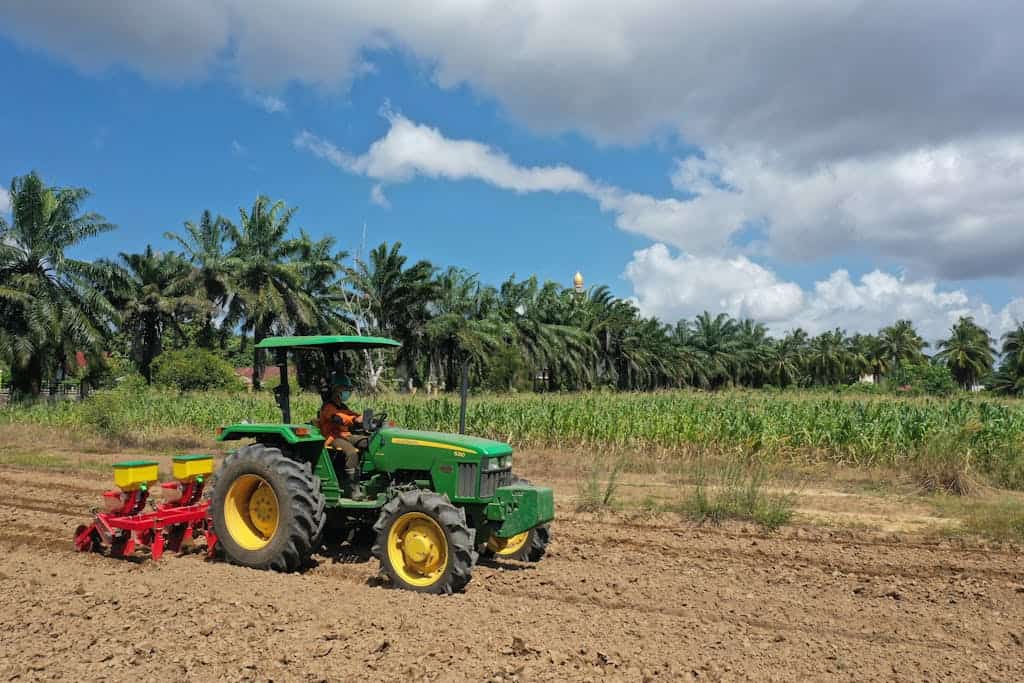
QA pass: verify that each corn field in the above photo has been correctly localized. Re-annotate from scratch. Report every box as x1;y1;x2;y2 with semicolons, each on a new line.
3;387;1023;488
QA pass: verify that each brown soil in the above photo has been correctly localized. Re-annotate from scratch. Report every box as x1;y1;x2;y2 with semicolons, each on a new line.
1;457;1023;682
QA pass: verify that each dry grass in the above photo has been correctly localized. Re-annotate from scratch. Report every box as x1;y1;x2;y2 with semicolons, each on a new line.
926;492;1024;543
574;455;627;512
667;455;798;531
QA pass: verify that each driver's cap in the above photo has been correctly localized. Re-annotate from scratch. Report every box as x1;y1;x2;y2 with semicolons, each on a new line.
332;373;354;390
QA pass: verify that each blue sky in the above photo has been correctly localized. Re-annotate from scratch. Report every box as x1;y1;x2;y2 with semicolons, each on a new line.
1;3;1022;343
0;40;658;295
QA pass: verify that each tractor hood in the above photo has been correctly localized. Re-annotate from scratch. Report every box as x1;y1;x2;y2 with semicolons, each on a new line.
377;428;512;457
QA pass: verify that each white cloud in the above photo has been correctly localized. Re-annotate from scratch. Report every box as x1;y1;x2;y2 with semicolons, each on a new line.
246;92;287;114
625;244;804;323
626;243;1024;344
298;114;595;193
369;184;390;209
0;187;10;214
6;2;1024;278
0;1;230;81
2;2;1021;159
295;114;733;252
299;115;1024;275
667;139;1024;278
230;140;247;156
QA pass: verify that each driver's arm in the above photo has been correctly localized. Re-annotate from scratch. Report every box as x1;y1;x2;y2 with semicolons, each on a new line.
331;410;362;429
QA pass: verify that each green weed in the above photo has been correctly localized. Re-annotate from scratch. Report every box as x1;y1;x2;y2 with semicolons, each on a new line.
575;455;627;512
675;456;797;531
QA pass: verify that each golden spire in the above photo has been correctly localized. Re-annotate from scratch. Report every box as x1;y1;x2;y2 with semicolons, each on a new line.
573;271;584;293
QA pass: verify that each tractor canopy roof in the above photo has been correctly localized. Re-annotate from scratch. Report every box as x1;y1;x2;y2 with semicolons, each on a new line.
255;335;401;352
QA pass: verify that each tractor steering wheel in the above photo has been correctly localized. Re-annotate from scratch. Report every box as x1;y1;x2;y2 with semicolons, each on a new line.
361;409;388;433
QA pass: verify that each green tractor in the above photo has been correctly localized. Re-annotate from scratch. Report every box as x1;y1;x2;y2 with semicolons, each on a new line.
209;335;554;593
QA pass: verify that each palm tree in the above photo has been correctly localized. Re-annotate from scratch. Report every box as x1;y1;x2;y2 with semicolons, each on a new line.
806;329;850;386
1001;323;1024;367
624;316;676;390
878;319;927;372
98;245;204;382
164;210;236;349
573;285;635;388
734;318;772;387
345;241;436;389
289;231;351;390
689;312;741;389
670;320;709;388
989;324;1024;396
426;268;505;390
293;230;349;334
0;172;118;395
229;196;312;390
848;333;888;383
934;316;996;390
496;276;592;391
765;329;808;388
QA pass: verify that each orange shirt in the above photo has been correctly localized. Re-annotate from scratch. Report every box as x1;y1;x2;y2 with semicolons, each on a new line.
318;402;360;439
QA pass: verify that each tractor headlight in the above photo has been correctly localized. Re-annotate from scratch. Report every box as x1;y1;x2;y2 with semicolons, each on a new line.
501;456;512;468
486;458;502;471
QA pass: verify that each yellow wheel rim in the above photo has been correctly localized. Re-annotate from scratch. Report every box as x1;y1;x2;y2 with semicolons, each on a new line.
224;474;279;551
386;512;449;587
487;530;530;557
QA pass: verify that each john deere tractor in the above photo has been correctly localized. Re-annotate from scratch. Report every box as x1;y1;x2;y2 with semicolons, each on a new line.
210;335;554;593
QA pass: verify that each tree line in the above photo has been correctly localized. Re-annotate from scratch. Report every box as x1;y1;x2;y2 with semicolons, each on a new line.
2;171;1023;397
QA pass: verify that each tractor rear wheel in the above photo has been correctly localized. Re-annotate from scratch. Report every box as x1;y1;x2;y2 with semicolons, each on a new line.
372;490;476;594
210;443;326;572
482;476;550;562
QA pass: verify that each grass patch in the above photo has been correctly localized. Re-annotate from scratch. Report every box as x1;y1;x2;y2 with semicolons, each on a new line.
910;447;980;496
0;452;72;469
909;426;986;496
575;455;627;512
0;450;119;475
927;493;1024;543
672;456;797;531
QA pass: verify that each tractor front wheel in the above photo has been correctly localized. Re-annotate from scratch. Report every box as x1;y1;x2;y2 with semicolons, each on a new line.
372;491;476;594
484;525;550;562
210;443;326;572
482;476;550;562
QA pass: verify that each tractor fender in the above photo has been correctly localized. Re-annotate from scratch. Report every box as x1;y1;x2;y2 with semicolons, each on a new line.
216;423;325;446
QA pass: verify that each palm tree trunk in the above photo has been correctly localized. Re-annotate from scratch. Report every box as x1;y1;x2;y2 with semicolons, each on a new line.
13;355;44;397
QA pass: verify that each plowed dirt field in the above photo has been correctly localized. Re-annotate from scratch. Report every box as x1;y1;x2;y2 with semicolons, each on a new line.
1;460;1022;682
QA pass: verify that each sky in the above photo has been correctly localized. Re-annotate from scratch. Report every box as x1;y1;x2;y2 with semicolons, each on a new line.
1;1;1023;344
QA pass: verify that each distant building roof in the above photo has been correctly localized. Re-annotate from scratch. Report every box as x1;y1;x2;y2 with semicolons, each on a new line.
235;366;281;381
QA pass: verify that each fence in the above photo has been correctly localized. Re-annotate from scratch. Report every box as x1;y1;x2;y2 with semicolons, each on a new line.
0;381;83;406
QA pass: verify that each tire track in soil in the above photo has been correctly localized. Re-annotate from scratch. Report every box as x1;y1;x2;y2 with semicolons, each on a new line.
0;471;108;495
574;512;1022;557
555;520;1024;582
0;494;94;517
0;528;74;549
478;582;981;655
559;530;1024;583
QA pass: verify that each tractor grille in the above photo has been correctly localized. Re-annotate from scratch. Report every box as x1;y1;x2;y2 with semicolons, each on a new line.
457;463;478;498
480;469;513;498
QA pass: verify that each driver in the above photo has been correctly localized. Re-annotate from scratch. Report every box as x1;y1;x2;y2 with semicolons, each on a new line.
318;374;365;469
